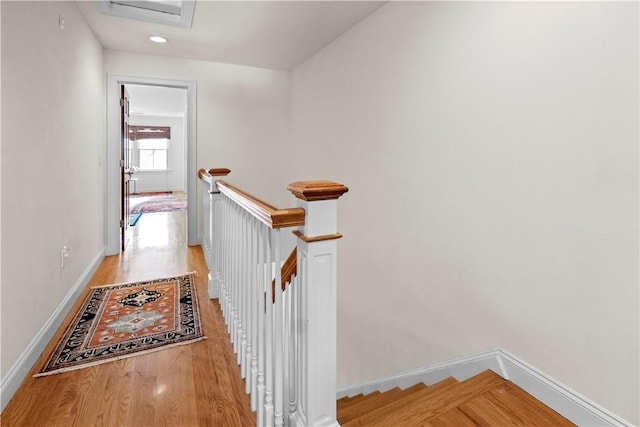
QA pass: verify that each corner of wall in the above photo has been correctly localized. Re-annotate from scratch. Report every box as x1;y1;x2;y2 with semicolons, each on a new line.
0;249;105;412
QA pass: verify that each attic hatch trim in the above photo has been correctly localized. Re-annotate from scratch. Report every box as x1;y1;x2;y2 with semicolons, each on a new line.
97;0;195;28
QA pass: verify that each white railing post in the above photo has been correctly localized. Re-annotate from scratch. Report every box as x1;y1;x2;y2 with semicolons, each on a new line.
198;168;230;299
287;181;348;427
199;173;348;427
208;180;220;298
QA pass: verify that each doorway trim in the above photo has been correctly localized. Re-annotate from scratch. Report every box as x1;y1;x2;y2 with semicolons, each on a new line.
106;74;197;255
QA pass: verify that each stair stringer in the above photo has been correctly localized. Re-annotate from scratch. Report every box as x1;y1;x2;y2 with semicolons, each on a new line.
336;348;632;427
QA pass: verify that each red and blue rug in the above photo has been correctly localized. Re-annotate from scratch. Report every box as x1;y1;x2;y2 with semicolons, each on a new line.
130;191;187;214
36;273;205;376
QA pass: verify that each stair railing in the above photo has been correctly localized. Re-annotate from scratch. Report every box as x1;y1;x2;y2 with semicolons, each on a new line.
198;169;348;427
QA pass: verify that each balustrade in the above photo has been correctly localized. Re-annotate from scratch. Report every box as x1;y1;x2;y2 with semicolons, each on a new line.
198;168;347;427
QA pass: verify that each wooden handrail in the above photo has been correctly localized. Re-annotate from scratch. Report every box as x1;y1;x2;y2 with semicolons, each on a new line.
272;247;297;303
216;181;305;229
281;247;297;287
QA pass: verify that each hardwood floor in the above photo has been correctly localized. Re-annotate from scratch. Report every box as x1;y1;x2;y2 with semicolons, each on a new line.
337;370;575;427
1;211;255;427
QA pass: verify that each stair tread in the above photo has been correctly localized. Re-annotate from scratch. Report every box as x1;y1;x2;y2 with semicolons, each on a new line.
338;383;428;424
341;377;459;427
337;391;379;411
461;381;575;426
343;370;504;427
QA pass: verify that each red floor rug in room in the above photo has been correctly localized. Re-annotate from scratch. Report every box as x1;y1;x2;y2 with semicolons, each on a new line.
130;191;187;214
35;273;205;376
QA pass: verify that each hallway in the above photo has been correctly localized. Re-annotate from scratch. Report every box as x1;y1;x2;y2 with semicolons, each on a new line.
1;211;254;426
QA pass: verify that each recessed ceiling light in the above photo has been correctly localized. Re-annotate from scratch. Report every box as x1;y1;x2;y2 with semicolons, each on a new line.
149;36;168;43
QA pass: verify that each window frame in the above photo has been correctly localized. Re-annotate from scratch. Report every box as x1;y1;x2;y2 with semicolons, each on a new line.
129;126;171;172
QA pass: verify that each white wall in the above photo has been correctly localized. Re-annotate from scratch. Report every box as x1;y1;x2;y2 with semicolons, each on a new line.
291;2;639;423
104;51;292;207
0;2;3;389
1;1;105;378
129;114;186;193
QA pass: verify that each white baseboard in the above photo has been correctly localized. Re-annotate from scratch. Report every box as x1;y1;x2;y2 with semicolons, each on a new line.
0;249;105;412
336;349;503;398
497;349;631;427
336;348;632;426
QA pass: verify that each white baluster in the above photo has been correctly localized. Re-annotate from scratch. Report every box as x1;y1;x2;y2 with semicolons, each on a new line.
238;210;247;370
232;203;240;348
209;184;222;299
223;197;231;327
221;197;229;323
245;214;255;393
287;274;298;422
257;225;267;427
227;200;235;331
282;280;289;427
206;182;215;297
264;228;275;426
243;210;251;374
213;190;223;301
273;230;284;427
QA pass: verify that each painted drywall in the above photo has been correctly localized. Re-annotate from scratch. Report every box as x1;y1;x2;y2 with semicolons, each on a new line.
129;115;186;193
291;2;639;423
0;2;3;389
104;51;292;208
0;1;3;389
1;1;105;378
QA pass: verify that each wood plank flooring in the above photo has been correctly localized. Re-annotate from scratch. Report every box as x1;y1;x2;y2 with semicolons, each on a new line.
338;370;575;427
1;211;255;427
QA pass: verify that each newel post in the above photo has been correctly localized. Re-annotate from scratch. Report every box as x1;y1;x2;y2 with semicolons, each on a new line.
207;168;231;299
287;181;348;427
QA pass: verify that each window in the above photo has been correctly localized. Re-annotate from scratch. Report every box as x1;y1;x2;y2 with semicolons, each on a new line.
138;138;168;170
129;126;171;171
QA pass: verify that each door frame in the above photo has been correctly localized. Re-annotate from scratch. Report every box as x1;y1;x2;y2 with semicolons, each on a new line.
106;74;197;255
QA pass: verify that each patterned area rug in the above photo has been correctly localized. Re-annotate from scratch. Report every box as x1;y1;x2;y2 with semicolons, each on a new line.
130;191;187;214
36;273;205;377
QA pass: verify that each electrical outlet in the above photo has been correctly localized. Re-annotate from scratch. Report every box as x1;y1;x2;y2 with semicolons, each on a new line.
58;15;65;33
61;245;71;268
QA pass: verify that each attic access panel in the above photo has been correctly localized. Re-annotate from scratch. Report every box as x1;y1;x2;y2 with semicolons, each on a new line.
97;0;195;28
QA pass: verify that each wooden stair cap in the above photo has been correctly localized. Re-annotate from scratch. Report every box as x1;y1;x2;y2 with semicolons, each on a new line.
288;181;349;201
208;168;231;176
198;168;231;179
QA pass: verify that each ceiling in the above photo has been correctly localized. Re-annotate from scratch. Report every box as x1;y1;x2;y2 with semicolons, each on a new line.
77;1;385;71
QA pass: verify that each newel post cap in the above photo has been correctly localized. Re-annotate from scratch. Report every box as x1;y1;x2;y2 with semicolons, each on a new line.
287;181;349;201
208;168;231;177
198;168;231;179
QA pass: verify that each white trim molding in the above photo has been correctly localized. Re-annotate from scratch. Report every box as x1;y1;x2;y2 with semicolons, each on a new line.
0;249;105;412
497;349;631;427
336;348;632;427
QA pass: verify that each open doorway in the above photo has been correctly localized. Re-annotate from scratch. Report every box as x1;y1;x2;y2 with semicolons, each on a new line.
124;84;188;249
106;75;197;256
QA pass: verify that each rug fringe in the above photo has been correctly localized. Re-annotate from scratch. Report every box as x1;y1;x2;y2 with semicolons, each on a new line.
34;336;207;378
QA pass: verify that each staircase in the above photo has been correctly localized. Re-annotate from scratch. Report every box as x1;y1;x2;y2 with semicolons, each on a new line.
337;370;575;426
